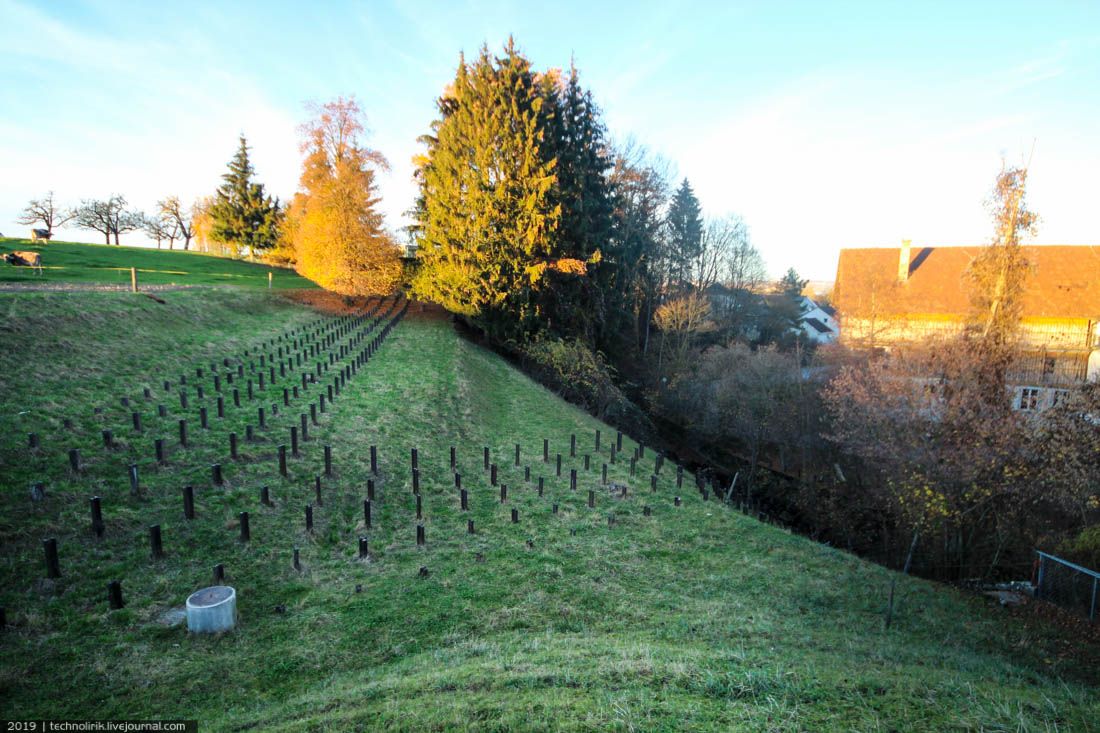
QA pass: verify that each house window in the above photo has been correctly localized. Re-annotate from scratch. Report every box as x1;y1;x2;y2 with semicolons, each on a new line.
1051;389;1069;408
1018;387;1041;411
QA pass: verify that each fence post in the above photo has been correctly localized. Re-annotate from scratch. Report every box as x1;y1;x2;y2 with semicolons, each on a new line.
130;267;138;293
1092;577;1098;623
1034;553;1044;599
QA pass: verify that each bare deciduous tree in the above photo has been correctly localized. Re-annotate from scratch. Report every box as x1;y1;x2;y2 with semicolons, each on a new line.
17;191;74;237
74;195;144;245
159;196;194;250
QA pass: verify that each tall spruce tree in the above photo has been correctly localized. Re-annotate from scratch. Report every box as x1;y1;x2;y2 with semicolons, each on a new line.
412;40;560;341
209;135;281;257
535;63;616;343
666;178;704;286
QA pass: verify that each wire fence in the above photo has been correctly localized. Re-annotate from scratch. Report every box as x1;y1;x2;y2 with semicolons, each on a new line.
1035;551;1099;622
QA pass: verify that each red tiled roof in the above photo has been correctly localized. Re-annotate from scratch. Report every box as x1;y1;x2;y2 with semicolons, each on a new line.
834;245;1100;320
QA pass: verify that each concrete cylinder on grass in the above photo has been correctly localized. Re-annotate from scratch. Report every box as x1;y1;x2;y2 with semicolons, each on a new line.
186;585;237;633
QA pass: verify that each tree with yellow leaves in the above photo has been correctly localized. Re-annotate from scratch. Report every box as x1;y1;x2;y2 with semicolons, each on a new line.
287;97;400;295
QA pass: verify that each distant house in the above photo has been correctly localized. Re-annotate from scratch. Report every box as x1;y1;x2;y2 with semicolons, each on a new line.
834;240;1100;410
796;296;838;344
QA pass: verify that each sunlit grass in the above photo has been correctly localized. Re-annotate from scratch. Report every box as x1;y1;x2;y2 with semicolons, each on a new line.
0;290;1095;731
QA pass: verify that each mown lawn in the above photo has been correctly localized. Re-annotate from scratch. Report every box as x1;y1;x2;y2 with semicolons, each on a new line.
0;290;1096;731
0;238;316;289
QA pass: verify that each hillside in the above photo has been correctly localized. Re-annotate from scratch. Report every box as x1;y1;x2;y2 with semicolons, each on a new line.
0;287;1097;731
0;238;315;289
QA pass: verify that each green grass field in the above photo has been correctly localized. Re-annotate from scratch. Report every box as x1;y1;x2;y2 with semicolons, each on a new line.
0;238;316;289
0;288;1097;731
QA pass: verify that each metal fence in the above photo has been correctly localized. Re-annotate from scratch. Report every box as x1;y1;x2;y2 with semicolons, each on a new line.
1035;551;1099;622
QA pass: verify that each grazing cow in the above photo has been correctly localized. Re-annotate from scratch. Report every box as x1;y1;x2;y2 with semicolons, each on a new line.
30;229;51;242
4;251;43;275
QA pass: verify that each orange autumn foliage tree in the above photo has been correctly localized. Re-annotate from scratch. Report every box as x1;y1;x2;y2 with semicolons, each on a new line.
287;97;401;295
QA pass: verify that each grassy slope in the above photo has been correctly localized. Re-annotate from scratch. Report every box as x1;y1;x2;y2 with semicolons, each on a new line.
0;238;316;289
0;292;1096;731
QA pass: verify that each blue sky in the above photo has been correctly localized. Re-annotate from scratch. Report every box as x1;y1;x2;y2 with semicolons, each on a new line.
2;0;1098;280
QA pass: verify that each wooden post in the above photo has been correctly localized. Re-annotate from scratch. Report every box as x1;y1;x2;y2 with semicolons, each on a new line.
149;525;163;558
299;413;308;442
588;489;595;508
314;476;323;506
538;476;544;495
258;407;266;429
359;536;369;559
293;547;301;571
363;499;372;528
467;519;475;534
515;444;521;466
450;446;456;469
68;448;81;473
278;445;288;476
370;445;378;474
367;478;375;500
416;523;425;546
108;580;125;610
200;407;208;429
524;466;531;482
102;429;113;448
556;454;562;476
584;454;590;471
261;486;272;506
511;508;519;523
570;434;576;457
128;463;140;497
595;429;601;452
239;512;250;542
616;431;623;451
483;446;490;470
229;432;238;460
291;427;299;457
211;464;223;486
305;503;314;532
28;432;40;450
543;439;549;462
674;496;682;506
602;464;607;484
43;538;60;579
500;484;507;503
213;564;225;583
570;469;577;491
643;505;652;516
490;464;497;486
412;468;420;494
132;412;142;432
183;486;195;519
90;496;104;537
324;445;333;477
415;493;422;519
460;488;468;511
130;267;137;293
411;447;418;470
651;474;658;492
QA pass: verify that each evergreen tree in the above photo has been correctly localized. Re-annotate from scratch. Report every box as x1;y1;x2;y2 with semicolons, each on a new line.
536;63;616;343
665;178;704;286
209;135;281;257
412;39;560;341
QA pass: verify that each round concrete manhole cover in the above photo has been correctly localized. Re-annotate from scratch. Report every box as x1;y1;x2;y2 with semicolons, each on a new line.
188;586;233;607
